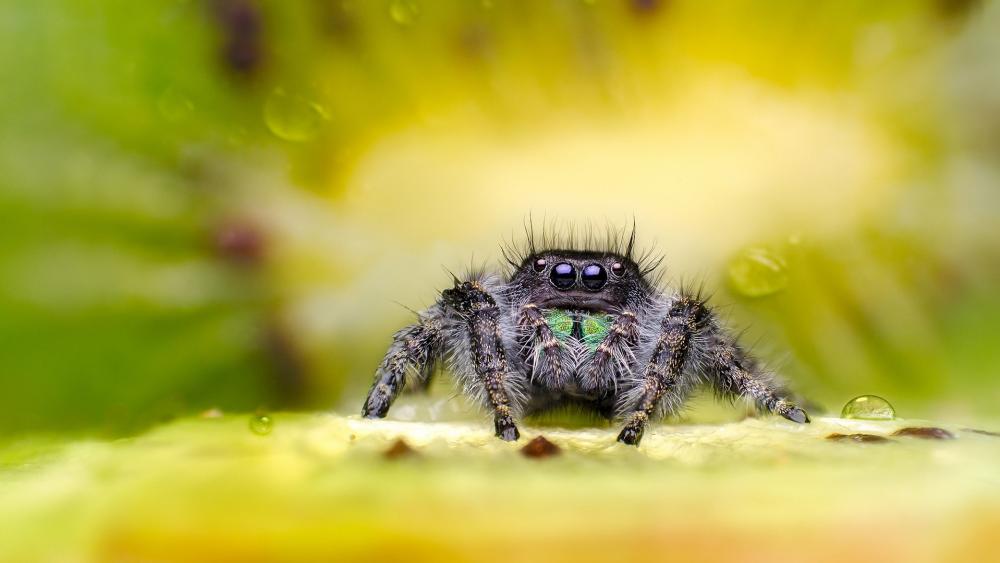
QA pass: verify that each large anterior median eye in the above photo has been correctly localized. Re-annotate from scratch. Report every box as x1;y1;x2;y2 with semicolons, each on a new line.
581;264;608;290
549;263;576;289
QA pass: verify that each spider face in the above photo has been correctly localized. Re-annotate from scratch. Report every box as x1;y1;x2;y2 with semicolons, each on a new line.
510;250;646;313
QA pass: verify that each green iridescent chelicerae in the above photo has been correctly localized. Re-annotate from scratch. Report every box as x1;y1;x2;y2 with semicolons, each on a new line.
544;310;613;352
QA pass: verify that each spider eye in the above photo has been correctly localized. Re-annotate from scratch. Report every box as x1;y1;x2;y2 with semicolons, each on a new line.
611;262;625;276
532;258;547;272
581;264;608;291
549;263;576;290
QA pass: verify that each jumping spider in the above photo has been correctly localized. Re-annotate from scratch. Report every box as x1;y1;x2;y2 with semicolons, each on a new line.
362;229;809;445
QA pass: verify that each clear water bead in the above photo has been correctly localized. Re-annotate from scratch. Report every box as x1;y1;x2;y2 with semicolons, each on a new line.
389;0;420;25
157;87;193;122
249;413;273;435
263;89;326;142
841;395;896;421
727;247;789;298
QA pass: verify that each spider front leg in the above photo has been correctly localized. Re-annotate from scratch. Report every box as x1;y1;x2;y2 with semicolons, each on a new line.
705;336;810;425
362;313;442;418
616;294;810;446
443;280;521;441
616;298;703;446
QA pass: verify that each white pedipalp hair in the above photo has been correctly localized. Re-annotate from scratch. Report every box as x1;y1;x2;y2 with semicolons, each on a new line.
436;271;529;416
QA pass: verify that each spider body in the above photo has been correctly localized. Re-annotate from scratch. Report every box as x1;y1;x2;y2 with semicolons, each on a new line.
362;230;809;445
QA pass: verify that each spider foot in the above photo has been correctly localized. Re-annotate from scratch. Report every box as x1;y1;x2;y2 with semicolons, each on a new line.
495;413;521;441
782;406;810;424
362;384;392;418
616;412;647;446
616;426;644;446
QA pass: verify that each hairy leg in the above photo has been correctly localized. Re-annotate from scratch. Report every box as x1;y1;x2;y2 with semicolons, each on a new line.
518;303;571;388
617;293;809;445
581;310;639;392
362;313;442;418
616;298;703;445
705;336;810;424
443;280;522;441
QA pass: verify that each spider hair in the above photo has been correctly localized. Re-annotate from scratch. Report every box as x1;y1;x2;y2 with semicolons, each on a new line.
499;217;664;279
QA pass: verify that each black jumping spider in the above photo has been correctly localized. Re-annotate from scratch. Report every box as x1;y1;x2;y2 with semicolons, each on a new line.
362;227;809;445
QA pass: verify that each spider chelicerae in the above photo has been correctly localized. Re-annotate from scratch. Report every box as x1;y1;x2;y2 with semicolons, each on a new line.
361;227;809;445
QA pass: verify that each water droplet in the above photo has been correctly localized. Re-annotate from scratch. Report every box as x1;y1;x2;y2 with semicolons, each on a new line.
389;0;420;26
841;395;896;420
263;89;326;142
249;413;273;435
157;87;194;122
727;247;789;297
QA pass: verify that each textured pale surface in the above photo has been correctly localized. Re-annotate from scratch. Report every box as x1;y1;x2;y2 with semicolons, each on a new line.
2;413;999;562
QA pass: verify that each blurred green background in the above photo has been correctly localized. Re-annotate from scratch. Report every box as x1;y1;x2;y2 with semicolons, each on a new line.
2;0;999;438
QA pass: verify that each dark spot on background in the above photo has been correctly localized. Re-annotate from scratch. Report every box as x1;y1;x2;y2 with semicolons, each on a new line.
893;427;955;440
826;433;892;444
315;0;357;43
456;25;492;62
384;438;417;459
521;435;561;458
210;0;264;77
629;0;668;18
934;0;982;20
213;219;265;266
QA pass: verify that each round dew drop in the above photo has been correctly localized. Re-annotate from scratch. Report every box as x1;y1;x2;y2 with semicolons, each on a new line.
263;89;326;142
389;0;420;26
841;395;896;421
249;413;274;435
157;87;194;122
727;247;789;298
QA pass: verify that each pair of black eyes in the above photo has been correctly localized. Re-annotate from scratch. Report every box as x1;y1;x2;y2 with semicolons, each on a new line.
533;259;623;291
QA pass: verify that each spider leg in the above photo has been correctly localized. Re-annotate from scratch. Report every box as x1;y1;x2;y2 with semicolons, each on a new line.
518;303;571;388
616;293;809;446
703;332;810;425
616;298;703;446
581;310;639;393
442;280;522;441
362;312;442;418
406;348;440;393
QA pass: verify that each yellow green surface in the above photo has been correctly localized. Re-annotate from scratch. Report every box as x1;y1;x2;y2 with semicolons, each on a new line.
2;413;998;562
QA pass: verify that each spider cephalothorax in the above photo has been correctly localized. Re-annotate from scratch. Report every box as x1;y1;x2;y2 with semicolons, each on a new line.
362;227;809;445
